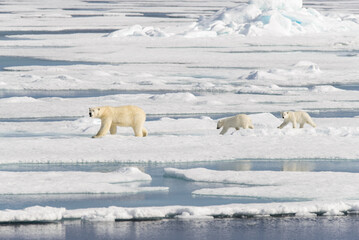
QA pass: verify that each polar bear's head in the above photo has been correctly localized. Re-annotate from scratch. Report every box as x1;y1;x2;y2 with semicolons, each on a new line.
89;107;102;118
281;111;290;119
217;119;224;129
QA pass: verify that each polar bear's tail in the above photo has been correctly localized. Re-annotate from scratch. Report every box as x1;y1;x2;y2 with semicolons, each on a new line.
142;127;148;137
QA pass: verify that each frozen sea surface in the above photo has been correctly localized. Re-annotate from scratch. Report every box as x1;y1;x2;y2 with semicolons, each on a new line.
0;0;359;239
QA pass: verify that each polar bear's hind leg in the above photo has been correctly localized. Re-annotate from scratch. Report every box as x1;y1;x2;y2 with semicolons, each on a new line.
110;124;117;135
142;127;148;137
133;122;147;137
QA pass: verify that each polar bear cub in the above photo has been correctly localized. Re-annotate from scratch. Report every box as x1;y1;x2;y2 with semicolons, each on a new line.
89;105;148;138
278;111;316;129
217;114;254;135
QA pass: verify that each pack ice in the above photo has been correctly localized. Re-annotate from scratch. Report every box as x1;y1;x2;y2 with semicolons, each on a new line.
187;0;359;37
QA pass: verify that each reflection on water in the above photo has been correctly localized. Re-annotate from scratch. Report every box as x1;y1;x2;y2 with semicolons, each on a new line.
0;223;65;240
2;216;359;240
282;161;315;172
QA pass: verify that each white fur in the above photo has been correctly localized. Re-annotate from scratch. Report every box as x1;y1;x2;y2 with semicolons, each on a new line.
278;111;316;129
89;105;147;138
217;114;254;135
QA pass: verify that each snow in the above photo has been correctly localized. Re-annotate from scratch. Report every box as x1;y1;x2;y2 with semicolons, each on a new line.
0;97;39;103
309;85;343;93
0;167;167;195
1;201;359;223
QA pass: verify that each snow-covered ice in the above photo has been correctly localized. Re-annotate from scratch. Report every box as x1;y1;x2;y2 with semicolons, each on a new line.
165;168;359;201
2;201;359;223
0;167;167;195
1;113;358;164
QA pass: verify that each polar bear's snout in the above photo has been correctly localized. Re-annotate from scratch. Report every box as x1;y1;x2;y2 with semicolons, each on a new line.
217;120;224;129
89;108;97;118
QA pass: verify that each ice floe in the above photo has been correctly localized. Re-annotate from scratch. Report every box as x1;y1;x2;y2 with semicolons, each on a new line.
2;201;359;223
0;167;167;194
164;168;359;201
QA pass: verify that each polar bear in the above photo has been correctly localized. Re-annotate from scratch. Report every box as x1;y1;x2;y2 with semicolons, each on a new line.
278;111;316;129
217;114;254;135
89;105;148;138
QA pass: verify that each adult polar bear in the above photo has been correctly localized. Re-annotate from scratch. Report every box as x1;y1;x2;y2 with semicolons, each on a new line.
89;105;148;138
278;111;316;129
217;114;254;135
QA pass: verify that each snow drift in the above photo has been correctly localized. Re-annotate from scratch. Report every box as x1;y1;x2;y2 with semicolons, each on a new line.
106;25;169;37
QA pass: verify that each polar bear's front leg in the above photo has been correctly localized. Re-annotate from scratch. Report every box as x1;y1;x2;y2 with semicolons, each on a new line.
292;120;297;128
220;127;229;135
93;119;112;138
278;120;288;129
